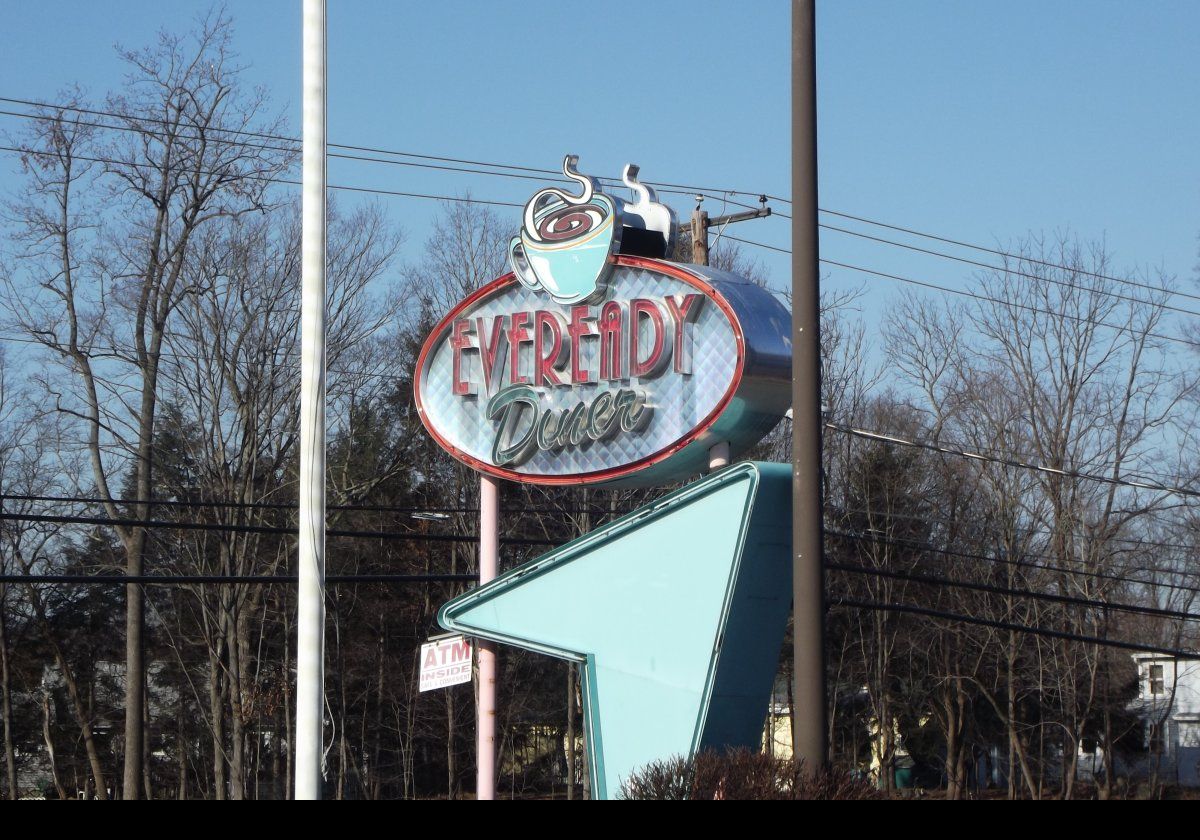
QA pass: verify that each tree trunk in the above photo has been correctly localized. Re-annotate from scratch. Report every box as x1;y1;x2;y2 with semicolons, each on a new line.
142;678;153;799
226;586;246;800
207;639;227;800
283;601;294;801
177;688;188;800
23;583;108;798
41;691;67;800
371;619;385;800
1005;632;1038;799
122;494;149;798
1100;707;1114;800
942;674;967;800
0;589;17;800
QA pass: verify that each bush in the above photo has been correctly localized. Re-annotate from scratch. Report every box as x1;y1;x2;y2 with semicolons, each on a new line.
619;749;883;800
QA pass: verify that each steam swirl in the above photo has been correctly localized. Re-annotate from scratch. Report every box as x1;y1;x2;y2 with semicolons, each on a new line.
535;204;608;242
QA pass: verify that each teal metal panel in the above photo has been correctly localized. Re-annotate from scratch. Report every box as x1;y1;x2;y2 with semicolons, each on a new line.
438;461;793;799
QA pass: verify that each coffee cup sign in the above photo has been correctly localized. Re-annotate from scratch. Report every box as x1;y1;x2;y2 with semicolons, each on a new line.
509;156;622;305
416;156;791;487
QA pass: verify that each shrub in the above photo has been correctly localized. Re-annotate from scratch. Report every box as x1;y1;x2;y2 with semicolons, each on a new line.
619;749;883;800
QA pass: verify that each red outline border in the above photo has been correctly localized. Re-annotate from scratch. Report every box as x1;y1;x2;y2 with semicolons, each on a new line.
413;256;746;485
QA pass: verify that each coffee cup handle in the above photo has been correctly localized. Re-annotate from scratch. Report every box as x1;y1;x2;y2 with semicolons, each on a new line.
509;236;541;291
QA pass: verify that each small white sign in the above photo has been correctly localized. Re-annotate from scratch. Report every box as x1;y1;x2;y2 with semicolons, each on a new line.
419;636;473;692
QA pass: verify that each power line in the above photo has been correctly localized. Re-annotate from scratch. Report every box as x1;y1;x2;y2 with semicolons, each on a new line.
832;598;1196;658
827;527;1200;599
0;97;777;208
827;560;1200;623
724;202;1199;314
0;144;524;209
0;573;477;585
725;234;1200;345
826;422;1200;500
0;326;407;387
722;232;791;255
0;107;299;157
820;258;1198;351
20;82;1142;305
819;222;1200;320
0;510;556;545
818;208;1197;305
0;491;639;518
0;127;757;218
3;490;457;513
831;502;1200;561
12;483;1196;571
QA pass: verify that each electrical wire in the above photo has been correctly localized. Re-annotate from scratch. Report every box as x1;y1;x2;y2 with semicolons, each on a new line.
0;143;524;208
0;491;639;517
826;422;1200;500
721;232;791;255
819;222;1200;319
827;561;1200;623
10;92;1194;317
0;97;774;207
7;490;1195;596
0;509;556;545
0;573;478;585
827;528;1200;599
723;238;1200;349
823;258;1198;351
818;208;1197;305
0;326;405;386
831;502;1200;557
832;598;1196;658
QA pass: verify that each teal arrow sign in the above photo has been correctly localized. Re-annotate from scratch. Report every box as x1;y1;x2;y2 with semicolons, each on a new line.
438;461;793;799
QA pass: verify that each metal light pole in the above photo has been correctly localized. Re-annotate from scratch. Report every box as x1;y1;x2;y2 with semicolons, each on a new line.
296;0;327;800
791;0;828;769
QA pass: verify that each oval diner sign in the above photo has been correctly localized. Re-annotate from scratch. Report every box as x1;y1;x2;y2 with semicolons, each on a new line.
414;255;791;487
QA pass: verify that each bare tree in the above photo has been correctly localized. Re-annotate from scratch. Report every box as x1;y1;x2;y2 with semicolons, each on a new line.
1;12;294;796
884;232;1192;797
145;197;400;798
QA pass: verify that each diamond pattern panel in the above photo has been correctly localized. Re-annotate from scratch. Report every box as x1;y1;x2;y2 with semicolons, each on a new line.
418;264;738;479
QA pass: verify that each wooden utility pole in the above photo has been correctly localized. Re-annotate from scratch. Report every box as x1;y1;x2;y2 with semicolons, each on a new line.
791;0;827;771
690;207;710;265
688;203;770;266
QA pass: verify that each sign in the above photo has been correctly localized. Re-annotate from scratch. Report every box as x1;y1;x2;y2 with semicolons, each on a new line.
414;156;791;487
418;636;473;692
439;462;794;799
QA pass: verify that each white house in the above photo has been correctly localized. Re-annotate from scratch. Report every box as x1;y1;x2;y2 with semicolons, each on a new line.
1127;653;1200;786
1079;652;1200;788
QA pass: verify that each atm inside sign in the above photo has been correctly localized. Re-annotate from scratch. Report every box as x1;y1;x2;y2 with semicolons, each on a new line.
419;636;473;692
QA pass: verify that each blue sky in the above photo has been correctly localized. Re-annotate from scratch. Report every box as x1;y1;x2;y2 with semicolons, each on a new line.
2;1;1199;343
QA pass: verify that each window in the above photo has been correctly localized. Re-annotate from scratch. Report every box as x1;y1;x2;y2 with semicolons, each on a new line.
1149;664;1165;697
1148;722;1166;755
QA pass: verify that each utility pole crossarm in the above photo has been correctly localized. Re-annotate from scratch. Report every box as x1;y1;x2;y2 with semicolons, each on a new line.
685;204;773;267
706;207;773;227
675;206;772;233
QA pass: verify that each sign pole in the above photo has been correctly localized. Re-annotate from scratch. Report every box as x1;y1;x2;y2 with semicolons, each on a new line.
708;441;730;470
791;0;828;770
477;474;500;800
295;0;327;800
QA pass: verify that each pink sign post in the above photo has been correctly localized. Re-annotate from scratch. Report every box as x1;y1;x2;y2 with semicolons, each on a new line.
476;475;500;800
